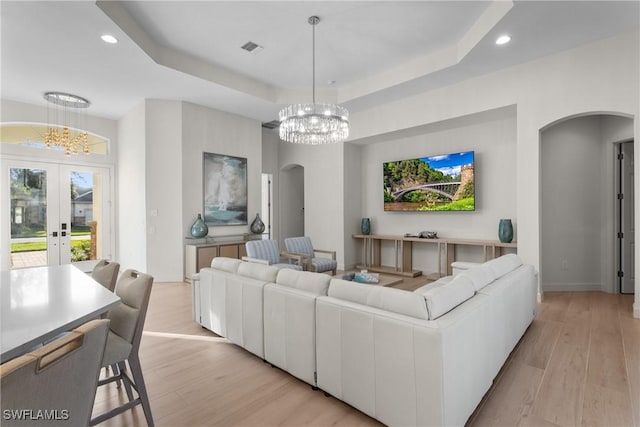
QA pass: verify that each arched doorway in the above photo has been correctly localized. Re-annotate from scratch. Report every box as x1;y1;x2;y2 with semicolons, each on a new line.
540;113;634;294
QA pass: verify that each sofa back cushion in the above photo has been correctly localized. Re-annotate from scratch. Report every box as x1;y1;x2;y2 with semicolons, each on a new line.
483;254;523;279
458;265;496;292
413;276;453;294
328;279;429;320
415;274;475;320
275;269;330;296
237;261;278;282
211;257;242;273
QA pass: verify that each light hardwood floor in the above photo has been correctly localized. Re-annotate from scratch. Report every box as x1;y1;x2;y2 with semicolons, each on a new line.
93;277;640;427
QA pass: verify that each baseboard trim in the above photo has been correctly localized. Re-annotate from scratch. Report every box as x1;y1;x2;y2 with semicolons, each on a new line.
541;282;602;292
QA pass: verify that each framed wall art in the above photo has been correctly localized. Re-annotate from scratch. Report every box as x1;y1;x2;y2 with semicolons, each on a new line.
203;152;248;226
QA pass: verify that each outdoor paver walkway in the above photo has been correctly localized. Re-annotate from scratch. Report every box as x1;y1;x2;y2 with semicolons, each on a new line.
10;251;47;268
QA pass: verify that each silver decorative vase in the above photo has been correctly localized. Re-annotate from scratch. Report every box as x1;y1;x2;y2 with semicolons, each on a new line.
250;213;265;234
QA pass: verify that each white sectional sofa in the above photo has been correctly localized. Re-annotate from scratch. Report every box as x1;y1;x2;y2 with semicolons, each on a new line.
194;254;537;426
263;269;331;385
196;257;279;358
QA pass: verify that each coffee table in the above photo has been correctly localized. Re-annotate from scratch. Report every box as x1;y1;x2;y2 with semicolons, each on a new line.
338;270;403;287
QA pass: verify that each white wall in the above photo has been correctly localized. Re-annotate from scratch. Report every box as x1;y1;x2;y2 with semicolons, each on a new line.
541;116;604;291
358;107;517;274
5;31;637;314
278;141;346;268
262;130;280;240
117;102;147;272
266;129;362;271
144;100;183;281
118;101;262;280
343;143;362;269
541;115;633;293
278;165;304;246
181;101;262;240
602;116;636;143
340;31;638;312
517;33;638;302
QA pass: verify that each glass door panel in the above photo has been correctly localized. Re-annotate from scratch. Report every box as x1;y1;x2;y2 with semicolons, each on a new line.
9;167;51;268
62;167;107;264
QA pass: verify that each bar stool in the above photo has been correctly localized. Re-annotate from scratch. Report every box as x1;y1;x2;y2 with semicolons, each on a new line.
90;269;154;426
91;259;120;292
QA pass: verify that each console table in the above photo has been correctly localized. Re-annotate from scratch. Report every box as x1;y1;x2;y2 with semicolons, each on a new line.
185;234;261;282
353;234;517;278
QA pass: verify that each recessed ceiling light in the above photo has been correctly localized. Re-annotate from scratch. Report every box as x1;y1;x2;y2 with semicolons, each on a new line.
496;35;511;45
101;34;118;44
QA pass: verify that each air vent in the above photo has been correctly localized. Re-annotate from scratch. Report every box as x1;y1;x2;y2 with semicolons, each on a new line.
241;41;263;53
262;120;280;130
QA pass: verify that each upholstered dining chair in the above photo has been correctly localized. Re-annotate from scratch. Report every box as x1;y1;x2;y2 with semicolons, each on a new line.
1;319;110;427
91;259;120;292
284;236;337;275
90;269;154;427
244;240;303;270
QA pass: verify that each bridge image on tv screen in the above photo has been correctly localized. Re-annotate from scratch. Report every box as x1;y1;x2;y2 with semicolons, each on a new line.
383;151;475;212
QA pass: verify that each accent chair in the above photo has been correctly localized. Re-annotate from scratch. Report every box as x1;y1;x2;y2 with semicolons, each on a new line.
284;236;337;275
244;240;303;270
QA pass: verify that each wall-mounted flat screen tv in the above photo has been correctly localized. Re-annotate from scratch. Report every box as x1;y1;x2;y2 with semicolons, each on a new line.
383;150;475;211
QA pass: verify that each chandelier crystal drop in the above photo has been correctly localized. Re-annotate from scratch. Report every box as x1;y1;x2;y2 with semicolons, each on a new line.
43;92;91;156
279;16;349;145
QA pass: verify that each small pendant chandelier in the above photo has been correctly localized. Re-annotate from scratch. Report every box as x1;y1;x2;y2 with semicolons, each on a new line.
43;91;91;155
278;16;349;145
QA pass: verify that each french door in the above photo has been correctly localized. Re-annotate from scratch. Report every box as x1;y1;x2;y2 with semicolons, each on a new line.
1;159;113;270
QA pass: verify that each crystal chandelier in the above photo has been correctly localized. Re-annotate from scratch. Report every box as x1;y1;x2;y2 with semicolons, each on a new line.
279;16;349;145
43;92;91;155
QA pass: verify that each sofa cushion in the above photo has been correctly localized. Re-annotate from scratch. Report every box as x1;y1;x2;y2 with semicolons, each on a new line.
211;257;242;273
328;279;429;320
275;269;331;296
310;258;338;273
451;261;482;276
483;254;523;279
418;274;475;320
458;265;496;292
413;275;453;295
237;261;279;282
